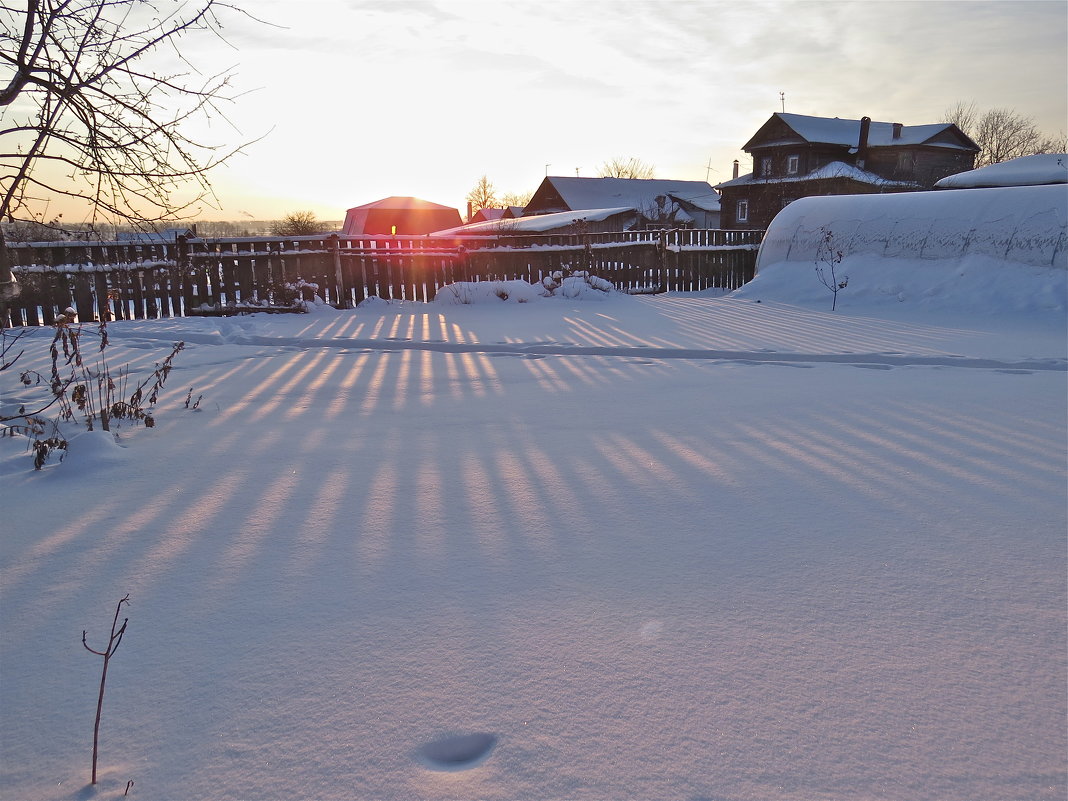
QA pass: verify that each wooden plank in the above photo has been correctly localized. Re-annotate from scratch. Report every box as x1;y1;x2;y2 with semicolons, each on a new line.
237;247;256;305
220;254;238;306
93;272;111;321
131;269;148;319
72;273;95;321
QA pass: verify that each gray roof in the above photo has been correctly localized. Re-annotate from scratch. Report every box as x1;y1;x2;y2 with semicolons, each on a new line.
536;177;720;213
748;113;978;152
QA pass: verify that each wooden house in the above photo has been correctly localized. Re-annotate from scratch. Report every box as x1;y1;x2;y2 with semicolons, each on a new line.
524;176;721;228
716;113;979;230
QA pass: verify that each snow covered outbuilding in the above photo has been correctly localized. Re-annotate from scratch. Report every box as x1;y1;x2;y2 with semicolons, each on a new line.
934;153;1068;189
523;177;721;228
748;184;1066;309
717;113;979;230
342;197;463;236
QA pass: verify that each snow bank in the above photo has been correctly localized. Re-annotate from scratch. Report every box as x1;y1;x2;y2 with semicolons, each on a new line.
425;274;613;305
935;153;1068;188
430;207;634;237
738;185;1068;312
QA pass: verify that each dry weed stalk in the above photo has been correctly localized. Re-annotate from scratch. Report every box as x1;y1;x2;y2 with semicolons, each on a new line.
82;594;130;785
1;316;186;467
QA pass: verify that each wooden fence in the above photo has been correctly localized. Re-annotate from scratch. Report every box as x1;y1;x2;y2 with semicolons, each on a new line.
2;229;763;326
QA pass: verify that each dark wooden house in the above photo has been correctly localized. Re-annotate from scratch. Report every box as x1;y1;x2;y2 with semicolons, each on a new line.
716;113;979;230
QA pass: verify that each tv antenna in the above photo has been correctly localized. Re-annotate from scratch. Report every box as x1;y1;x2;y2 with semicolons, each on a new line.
545;163;551;176
780;91;786;113
705;158;716;181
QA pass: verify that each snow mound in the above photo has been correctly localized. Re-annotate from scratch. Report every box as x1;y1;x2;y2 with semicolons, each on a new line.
432;280;544;305
355;295;395;310
0;429;130;475
738;184;1068;312
430;275;612;306
58;430;128;472
936;153;1068;188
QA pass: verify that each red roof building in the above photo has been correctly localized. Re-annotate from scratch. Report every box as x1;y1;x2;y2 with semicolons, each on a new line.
342;197;462;236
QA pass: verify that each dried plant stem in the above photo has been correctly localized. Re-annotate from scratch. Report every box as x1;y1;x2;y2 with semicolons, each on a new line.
82;594;131;785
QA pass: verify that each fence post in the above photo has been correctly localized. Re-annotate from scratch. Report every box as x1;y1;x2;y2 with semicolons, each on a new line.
657;230;669;292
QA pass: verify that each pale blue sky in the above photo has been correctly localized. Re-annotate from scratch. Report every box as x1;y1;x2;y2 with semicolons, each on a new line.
51;0;1068;221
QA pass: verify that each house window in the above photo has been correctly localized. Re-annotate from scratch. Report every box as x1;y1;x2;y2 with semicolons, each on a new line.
896;152;916;176
736;200;749;224
759;157;773;177
787;155;800;175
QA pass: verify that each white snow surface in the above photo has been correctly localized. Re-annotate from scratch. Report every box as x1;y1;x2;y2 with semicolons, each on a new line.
1;257;1066;800
935;153;1068;188
720;160;915;189
431;207;635;237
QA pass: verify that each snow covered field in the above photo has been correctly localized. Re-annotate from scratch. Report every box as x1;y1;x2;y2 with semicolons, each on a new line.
1;256;1065;800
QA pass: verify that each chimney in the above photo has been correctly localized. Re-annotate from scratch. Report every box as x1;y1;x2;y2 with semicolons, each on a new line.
892;122;903;140
732;159;739;179
857;116;871;168
466;200;473;222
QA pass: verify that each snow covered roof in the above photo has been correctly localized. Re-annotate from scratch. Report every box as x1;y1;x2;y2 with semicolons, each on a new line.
430;207;636;237
935;153;1068;188
470;208;507;223
747;113;977;152
715;161;917;190
116;227;195;243
534;177;720;214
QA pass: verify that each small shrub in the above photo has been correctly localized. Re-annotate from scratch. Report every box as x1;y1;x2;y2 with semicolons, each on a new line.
1;318;185;468
814;227;848;310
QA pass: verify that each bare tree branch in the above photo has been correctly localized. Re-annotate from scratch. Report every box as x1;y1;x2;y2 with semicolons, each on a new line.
596;156;656;179
944;102;1066;168
0;0;264;299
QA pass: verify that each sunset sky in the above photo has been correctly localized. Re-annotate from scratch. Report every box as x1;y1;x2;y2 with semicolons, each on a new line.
24;0;1068;223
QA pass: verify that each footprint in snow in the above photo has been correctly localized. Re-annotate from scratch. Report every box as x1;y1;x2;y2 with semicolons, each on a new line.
416;732;497;771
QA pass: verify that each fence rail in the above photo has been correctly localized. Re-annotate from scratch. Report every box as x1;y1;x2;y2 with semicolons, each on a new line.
2;229;763;326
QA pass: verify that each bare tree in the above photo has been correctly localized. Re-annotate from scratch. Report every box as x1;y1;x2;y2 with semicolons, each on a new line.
943;102;1066;168
0;0;261;300
596;156;655;179
271;210;320;236
500;190;533;209
465;174;498;218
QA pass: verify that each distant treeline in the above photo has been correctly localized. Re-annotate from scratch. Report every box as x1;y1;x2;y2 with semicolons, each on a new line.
1;219;344;242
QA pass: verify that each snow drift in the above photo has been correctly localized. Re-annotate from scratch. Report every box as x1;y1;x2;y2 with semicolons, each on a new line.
739;185;1068;312
934;153;1068;188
